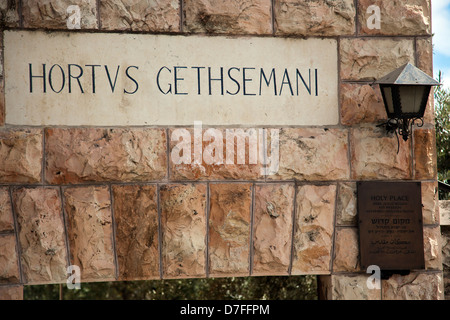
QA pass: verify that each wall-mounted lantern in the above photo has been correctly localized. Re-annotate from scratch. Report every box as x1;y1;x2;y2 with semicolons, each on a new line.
376;63;440;142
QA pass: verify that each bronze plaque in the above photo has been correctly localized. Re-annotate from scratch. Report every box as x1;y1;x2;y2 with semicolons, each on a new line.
358;181;425;270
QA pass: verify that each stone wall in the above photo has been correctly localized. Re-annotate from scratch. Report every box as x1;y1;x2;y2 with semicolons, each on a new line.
439;200;450;299
0;0;443;300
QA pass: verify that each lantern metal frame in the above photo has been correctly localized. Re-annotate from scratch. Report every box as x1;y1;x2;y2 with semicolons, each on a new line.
375;63;440;144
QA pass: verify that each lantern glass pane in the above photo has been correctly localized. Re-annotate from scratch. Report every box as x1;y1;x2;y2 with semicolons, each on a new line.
398;85;427;114
382;86;395;115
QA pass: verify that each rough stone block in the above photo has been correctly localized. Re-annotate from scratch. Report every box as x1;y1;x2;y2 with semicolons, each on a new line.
291;185;335;274
350;127;412;180
442;228;450;271
445;271;450;299
321;274;381;300
382;272;444;300
0;129;43;184
22;0;98;29
13;187;67;284
441;202;450;226
413;128;437;180
0;188;13;232
160;183;207;278
421;181;439;225
100;0;180;32
274;0;355;36
169;128;263;181
252;184;294;276
0;285;22;300
333;227;360;272
112;184;160;281
317;275;332;300
269;128;349;181
0;0;20;27
336;182;357;226
183;0;271;34
358;0;431;35
424;90;435;125
424;226;442;270
340;83;386;126
208;183;252;277
416;37;433;76
416;35;435;125
45;128;167;184
64;186;116;282
340;38;414;81
0;235;20;284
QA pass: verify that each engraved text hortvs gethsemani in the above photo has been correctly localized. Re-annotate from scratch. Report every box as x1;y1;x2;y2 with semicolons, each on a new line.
4;30;338;126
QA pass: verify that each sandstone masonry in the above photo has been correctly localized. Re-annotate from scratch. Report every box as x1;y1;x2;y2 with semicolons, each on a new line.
0;0;443;300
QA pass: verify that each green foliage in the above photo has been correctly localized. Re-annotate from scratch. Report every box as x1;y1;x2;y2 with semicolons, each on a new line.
24;276;317;300
435;71;450;200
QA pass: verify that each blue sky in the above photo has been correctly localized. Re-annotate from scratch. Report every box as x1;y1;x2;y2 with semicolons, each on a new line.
432;0;450;89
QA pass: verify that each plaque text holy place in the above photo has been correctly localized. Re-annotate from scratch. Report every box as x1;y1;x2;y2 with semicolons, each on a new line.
358;181;425;270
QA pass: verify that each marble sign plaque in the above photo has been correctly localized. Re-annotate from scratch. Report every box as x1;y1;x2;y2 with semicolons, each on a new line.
4;30;338;126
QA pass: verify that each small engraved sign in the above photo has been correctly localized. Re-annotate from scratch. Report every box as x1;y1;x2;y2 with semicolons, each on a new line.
358;181;425;270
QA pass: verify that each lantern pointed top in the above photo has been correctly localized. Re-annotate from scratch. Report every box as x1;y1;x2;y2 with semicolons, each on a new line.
375;63;440;86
